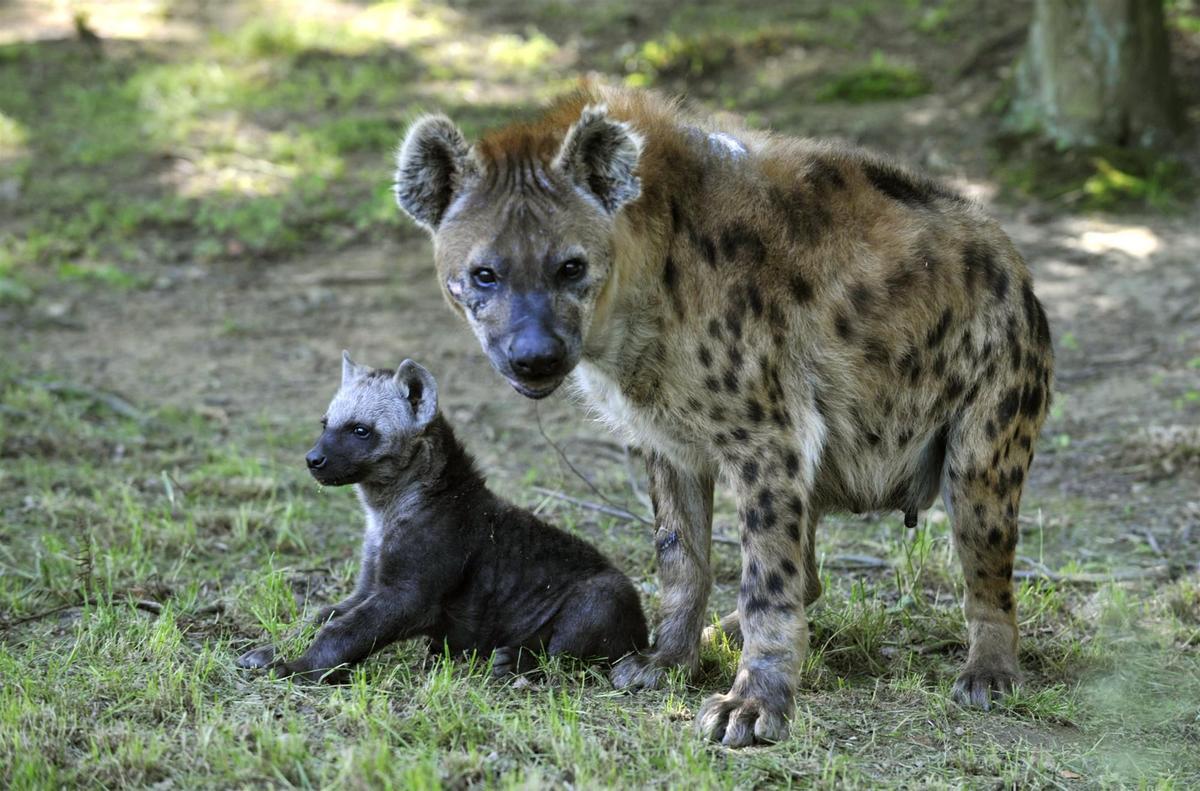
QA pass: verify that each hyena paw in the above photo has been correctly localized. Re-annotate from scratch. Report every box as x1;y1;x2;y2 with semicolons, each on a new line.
610;652;680;690
951;664;1019;710
235;645;277;670
696;691;790;747
491;646;517;678
701;611;743;649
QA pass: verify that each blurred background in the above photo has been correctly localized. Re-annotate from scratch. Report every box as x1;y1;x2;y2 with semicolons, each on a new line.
1;1;1198;786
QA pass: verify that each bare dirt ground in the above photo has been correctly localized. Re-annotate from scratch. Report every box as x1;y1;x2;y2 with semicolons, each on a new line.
3;0;1200;785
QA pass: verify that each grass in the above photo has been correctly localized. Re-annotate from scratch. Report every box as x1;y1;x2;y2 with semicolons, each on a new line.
2;366;1198;788
3;0;1200;787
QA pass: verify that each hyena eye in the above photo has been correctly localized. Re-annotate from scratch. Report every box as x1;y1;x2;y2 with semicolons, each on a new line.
558;257;587;282
351;424;371;439
471;267;498;288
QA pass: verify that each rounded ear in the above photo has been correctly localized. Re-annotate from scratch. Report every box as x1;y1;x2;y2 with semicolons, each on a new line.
552;104;643;215
394;115;477;232
341;350;368;387
393;359;438;427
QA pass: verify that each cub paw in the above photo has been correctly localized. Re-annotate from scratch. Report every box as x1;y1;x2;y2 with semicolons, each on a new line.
696;691;789;748
951;664;1019;710
236;645;277;670
610;653;669;690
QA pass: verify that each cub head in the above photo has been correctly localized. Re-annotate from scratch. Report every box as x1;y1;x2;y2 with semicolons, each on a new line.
306;351;438;486
394;103;643;398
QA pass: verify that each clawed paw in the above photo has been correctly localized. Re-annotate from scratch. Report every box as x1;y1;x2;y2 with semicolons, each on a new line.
610;653;670;690
696;692;789;748
951;665;1019;711
235;645;277;670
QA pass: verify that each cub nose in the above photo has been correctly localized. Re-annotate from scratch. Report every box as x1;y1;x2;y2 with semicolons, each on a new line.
508;331;567;379
305;450;327;470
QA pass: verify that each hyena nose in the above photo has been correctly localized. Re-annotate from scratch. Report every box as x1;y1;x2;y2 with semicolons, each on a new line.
305;451;327;470
508;332;567;379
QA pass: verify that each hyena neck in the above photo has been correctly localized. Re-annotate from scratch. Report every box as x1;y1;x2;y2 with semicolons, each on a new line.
355;414;488;522
583;206;671;376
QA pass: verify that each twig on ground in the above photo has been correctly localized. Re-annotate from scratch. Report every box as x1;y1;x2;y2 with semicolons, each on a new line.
534;404;653;522
24;380;143;421
1014;555;1172;583
825;554;892;569
530;486;651;525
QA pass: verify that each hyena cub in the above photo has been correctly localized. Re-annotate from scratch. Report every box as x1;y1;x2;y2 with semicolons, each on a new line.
237;352;648;682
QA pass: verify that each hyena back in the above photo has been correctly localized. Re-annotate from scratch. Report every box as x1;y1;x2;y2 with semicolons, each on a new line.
392;85;1053;746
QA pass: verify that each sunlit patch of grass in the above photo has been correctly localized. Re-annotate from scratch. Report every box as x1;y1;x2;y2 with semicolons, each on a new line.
816;51;930;103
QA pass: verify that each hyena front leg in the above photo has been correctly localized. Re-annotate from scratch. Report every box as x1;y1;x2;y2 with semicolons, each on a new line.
702;514;822;647
697;445;815;747
611;452;715;689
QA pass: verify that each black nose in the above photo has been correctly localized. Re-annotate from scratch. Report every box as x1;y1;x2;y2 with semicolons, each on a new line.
508;331;567;379
306;451;326;470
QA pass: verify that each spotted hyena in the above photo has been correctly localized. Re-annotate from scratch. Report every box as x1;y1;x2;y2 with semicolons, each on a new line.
391;85;1053;746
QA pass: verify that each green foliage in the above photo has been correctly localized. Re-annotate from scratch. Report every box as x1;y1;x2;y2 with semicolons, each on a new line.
816;52;929;103
992;136;1194;211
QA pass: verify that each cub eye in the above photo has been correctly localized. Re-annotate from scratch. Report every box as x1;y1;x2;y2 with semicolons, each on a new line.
351;424;371;439
320;417;328;429
471;267;498;288
558;258;586;281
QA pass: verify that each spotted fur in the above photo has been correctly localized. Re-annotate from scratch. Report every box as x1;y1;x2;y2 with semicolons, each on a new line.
393;84;1054;747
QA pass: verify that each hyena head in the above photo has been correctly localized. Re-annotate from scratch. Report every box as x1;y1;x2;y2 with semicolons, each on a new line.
306;351;439;486
393;103;643;399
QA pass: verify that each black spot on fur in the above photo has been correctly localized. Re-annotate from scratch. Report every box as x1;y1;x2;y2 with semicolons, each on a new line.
707;318;722;340
772;184;832;246
850;283;875;315
987;527;1002;546
789;274;814;304
766;572;784;595
996;387;1021;427
723;368;739;392
925;308;953;350
720;223;766;265
747;399;765;423
745;508;761;532
864;340;891;367
780;558;798;577
698;345;713;368
742;460;759;484
662;256;684;316
834;312;854;341
743;285;764;318
704;375;720;393
863;160;961;207
787;522;801;542
785;452;800;476
710;405;726;422
731;427;749;442
807;157;846;191
729;346;744;371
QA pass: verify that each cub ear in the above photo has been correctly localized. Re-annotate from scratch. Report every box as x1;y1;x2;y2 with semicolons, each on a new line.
393;359;438;428
394;115;476;232
341;350;368;387
552;104;643;215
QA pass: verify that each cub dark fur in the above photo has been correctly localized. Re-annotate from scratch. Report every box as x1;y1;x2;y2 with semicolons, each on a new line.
237;352;648;682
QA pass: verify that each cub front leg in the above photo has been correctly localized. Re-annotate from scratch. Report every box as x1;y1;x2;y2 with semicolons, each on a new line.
696;444;815;747
274;588;423;683
611;452;715;690
235;590;369;671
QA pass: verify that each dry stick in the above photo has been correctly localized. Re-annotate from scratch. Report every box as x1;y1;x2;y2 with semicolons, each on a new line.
534;404;653;525
531;486;651;526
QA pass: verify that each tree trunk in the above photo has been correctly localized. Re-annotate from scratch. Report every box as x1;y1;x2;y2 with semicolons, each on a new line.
1012;0;1182;148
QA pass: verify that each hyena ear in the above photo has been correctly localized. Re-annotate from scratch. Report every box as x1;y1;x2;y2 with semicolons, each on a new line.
394;114;477;232
393;359;438;428
341;350;368;387
552;104;643;215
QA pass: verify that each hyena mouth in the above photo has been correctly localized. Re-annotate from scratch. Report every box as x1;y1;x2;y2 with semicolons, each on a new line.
507;376;564;400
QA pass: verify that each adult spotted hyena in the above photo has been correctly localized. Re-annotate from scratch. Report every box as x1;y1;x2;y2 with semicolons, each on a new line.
391;85;1052;746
